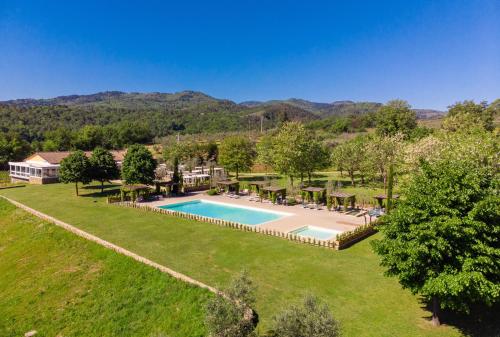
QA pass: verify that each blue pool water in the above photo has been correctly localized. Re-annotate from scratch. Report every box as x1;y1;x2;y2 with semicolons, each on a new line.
157;200;285;225
291;226;341;241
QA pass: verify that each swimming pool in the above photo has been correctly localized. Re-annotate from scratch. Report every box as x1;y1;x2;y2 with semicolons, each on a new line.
157;199;288;225
291;226;342;241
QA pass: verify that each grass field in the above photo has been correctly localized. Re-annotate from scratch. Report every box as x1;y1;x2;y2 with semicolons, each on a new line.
0;198;212;337
0;182;466;337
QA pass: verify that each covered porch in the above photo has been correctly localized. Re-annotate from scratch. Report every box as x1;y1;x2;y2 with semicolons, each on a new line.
8;162;59;184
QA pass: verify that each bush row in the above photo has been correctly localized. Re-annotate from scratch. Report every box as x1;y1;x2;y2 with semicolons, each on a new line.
336;223;377;249
115;201;337;250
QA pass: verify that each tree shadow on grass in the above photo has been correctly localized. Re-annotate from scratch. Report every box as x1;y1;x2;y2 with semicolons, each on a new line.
238;175;281;182
421;301;500;337
80;184;122;198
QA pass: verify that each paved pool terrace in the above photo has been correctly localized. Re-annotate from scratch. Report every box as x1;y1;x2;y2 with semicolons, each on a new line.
146;191;367;236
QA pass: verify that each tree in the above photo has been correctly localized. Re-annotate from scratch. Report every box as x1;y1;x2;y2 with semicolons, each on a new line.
89;147;119;193
271;122;310;185
44;127;75;151
372;158;499;326
303;140;331;183
218;136;255;179
365;134;404;190
0;132;31;169
376;100;417;137
269;295;341;337
205;271;257;337
74;125;107;150
121;144;157;185
444;100;496;132
59;150;91;196
256;134;275;174
331;137;366;186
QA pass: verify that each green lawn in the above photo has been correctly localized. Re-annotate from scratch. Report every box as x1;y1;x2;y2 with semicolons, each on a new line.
0;197;212;337
0;183;462;337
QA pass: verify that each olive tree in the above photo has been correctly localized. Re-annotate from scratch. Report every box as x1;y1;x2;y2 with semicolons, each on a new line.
269;294;341;337
205;271;257;337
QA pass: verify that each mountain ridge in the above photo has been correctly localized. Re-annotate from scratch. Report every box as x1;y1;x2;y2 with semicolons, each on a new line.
1;91;445;118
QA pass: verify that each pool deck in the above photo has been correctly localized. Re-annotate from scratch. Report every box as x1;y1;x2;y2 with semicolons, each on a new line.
145;191;369;235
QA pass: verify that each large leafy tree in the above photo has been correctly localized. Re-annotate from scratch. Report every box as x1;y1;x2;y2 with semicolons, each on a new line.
372;158;499;326
121;144;157;185
256;134;275;174
59;150;92;196
302;140;331;183
89;147;119;193
269;295;341;337
271;121;310;185
375;100;417;137
218;136;255;179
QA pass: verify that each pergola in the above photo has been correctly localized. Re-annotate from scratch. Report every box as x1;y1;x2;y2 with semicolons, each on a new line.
262;186;287;201
248;181;270;194
121;184;152;202
329;192;356;209
216;180;240;193
301;186;326;204
153;180;176;194
373;194;400;208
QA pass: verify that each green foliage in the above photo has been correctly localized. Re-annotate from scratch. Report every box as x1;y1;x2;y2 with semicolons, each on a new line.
268;295;341;337
218;136;255;179
331;136;368;186
58;150;91;195
326;196;333;211
256;134;275;170
207;188;218;196
89;147;120;192
372;158;499;321
0;132;31;168
121;144;157;185
375;100;417;137
266;121;330;185
444;100;497;132
169;156;181;194
205;271;257;337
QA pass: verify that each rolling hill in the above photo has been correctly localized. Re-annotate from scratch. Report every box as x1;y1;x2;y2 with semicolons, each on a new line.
0;91;445;140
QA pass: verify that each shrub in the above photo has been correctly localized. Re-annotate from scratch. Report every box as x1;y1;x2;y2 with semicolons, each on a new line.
205;271;257;337
207;189;218;196
326;196;333;211
268;295;341;337
286;197;297;206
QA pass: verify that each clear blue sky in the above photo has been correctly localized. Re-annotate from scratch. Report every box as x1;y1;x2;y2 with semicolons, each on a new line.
1;0;498;109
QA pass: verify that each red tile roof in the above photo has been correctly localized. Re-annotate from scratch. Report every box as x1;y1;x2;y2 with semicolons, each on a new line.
26;150;127;164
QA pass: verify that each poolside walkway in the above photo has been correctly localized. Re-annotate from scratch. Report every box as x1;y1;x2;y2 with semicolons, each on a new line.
147;191;368;235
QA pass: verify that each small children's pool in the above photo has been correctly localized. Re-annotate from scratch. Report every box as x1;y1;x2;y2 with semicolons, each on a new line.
157;199;288;225
290;226;342;241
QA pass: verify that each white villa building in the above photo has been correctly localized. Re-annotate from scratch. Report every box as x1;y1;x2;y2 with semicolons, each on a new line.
9;151;126;184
